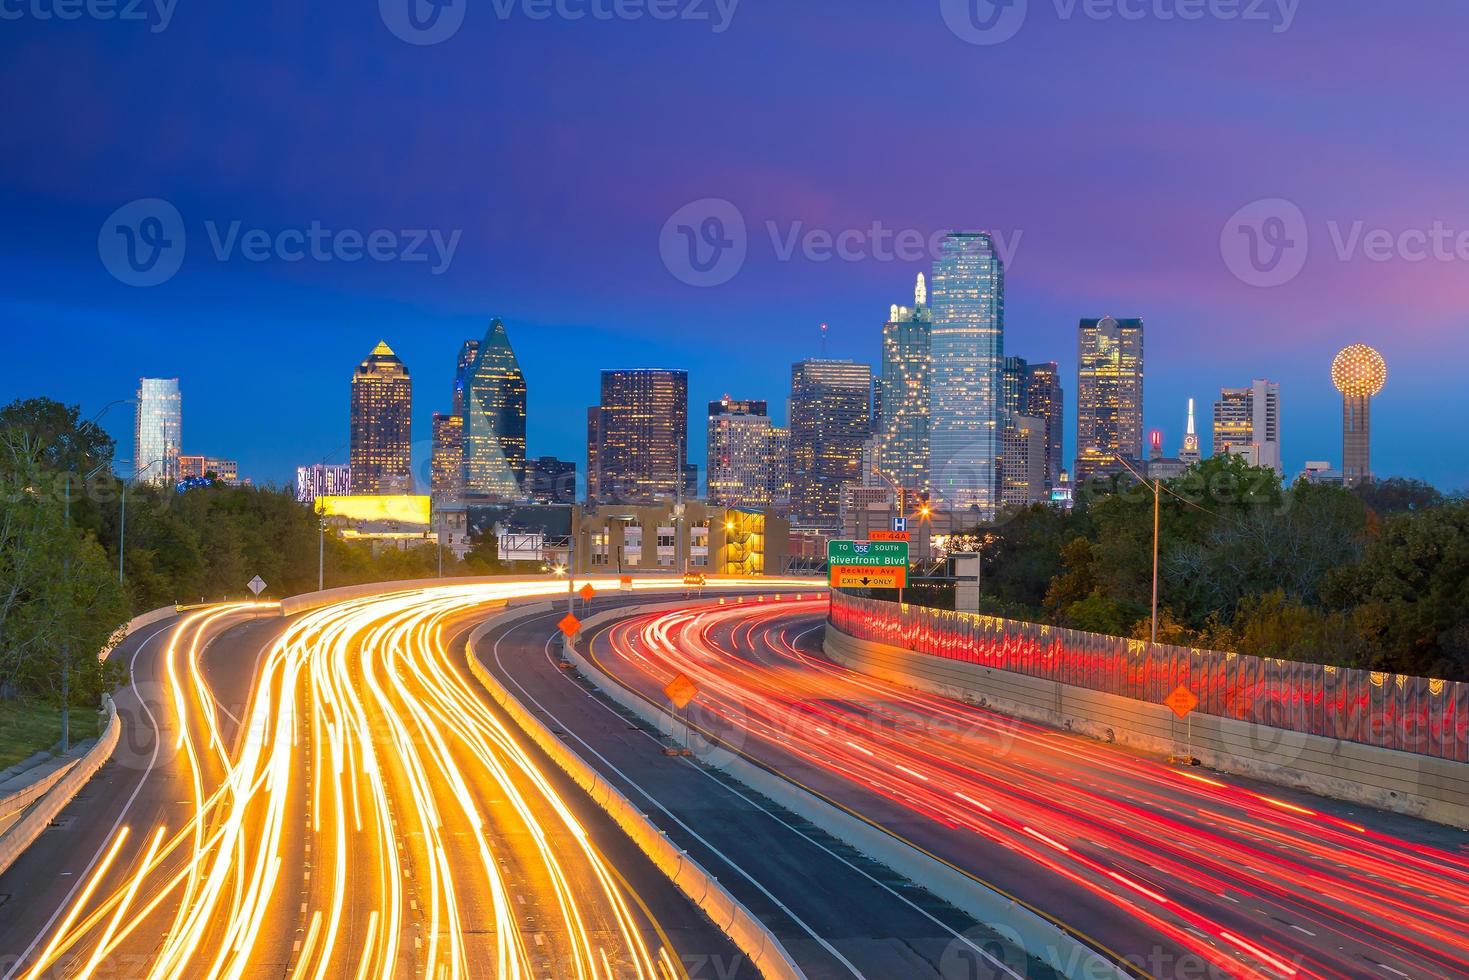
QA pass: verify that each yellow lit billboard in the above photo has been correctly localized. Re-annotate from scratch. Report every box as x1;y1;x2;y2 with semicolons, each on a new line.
315;495;431;526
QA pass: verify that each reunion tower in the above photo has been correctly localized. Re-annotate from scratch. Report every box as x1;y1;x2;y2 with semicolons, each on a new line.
1331;344;1387;488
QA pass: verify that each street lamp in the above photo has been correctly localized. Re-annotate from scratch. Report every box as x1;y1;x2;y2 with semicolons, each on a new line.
116;457;166;585
1114;455;1162;646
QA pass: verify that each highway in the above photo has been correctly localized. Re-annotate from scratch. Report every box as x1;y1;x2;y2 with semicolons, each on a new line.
583;597;1469;980
2;581;765;980
475;594;1057;979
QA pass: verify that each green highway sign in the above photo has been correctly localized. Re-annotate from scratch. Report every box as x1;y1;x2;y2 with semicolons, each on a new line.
827;540;909;568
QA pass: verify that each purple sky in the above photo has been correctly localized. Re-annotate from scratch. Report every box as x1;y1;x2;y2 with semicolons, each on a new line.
2;1;1466;491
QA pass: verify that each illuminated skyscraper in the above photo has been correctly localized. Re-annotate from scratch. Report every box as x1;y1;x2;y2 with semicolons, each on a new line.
707;397;778;509
1001;356;1029;417
1332;344;1387;488
877;273;931;493
1075;316;1144;482
1024;362;1064;490
462;318;527;498
999;415;1047;509
1179;399;1202;465
928;232;1005;518
790;359;872;528
349;341;412;494
589;369;689;504
1213;379;1281;474
430;412;464;500
134;377;181;485
452;339;480;417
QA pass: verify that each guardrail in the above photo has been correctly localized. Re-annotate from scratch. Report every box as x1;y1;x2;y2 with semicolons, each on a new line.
464;608;806;980
831;592;1469;762
558;601;1126;980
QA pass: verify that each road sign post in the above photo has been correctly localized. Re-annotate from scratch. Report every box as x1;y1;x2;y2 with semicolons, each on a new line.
247;575;266;598
827;540;909;594
1165;685;1198;763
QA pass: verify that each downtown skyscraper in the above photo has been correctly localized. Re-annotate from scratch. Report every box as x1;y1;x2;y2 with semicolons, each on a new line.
1213;379;1281;474
789;359;872;528
588;369;689;504
349;341;413;494
1075;316;1145;483
877;273;931;494
134;377;181;485
462;318;527;498
928;232;1005;518
706;397;780;510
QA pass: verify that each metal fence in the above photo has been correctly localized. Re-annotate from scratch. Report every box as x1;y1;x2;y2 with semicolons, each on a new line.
829;592;1469;762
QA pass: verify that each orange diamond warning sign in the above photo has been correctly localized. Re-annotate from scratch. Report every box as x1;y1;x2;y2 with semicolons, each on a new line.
663;673;698;710
557;613;581;638
1164;685;1199;719
579;583;596;602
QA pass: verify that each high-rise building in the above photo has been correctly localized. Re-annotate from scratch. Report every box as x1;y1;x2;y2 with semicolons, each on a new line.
349;341;413;494
1179;398;1202;465
1075;316;1145;483
789;359;872;528
1024;362;1064;490
928;232;1005;518
1001;356;1029;418
527;456;577;504
134;377;181;485
589;369;689;504
766;426;792;514
877;273;932;494
1212;379;1281;474
586;406;602;503
1331;344;1387;488
707;397;780;510
462;318;527;498
999;415;1047;509
430;412;464;500
295;463;351;503
452;339;480;417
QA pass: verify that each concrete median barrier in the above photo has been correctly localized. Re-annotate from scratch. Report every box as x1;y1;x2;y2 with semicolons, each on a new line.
553;602;1128;980
464;605;807;980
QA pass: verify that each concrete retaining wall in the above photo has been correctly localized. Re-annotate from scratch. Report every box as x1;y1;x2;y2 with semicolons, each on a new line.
0;695;119;877
465;606;806;980
557;603;1125;980
825;625;1469;829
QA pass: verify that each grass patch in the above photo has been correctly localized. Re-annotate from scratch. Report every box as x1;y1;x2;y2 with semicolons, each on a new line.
0;698;101;772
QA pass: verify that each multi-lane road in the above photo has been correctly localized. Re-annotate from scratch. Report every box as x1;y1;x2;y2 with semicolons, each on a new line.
583;597;1469;980
1;583;752;980
4;583;1468;979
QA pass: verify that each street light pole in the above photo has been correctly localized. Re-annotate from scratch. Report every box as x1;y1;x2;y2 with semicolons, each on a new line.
1151;477;1160;645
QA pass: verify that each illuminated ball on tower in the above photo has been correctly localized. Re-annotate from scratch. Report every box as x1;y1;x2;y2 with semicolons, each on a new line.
1330;344;1386;488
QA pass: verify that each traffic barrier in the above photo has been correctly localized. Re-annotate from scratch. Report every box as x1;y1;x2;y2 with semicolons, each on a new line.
0;603;180;875
558;602;1127;980
826;604;1469;828
464;607;807;980
0;696;119;877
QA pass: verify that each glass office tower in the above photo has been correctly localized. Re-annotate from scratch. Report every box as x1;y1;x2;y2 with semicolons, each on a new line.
878;273;931;494
462;318;527;498
928;232;1005;519
789;359;872;528
134;377;182;484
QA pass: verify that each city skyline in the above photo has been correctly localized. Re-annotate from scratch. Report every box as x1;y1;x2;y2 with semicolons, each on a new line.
6;7;1467;494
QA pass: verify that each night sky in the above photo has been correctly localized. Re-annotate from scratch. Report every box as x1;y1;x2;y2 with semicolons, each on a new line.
3;1;1467;491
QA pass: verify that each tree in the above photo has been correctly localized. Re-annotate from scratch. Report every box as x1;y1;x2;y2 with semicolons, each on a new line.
1354;477;1445;516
